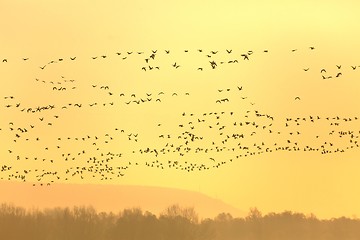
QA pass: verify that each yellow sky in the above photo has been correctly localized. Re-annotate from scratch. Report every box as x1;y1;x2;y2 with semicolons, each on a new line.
1;0;360;219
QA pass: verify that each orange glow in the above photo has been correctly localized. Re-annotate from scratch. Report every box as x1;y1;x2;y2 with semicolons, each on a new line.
1;0;360;219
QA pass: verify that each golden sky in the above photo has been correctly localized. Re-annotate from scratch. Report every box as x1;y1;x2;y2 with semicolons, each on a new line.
1;0;360;219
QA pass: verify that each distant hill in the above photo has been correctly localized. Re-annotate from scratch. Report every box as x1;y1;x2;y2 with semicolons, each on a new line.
0;181;245;219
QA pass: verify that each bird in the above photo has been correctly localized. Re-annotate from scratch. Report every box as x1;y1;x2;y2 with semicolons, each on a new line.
295;97;301;100
241;54;249;60
209;61;217;69
70;57;76;60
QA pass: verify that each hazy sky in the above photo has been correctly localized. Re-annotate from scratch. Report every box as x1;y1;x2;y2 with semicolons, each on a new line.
1;0;360;219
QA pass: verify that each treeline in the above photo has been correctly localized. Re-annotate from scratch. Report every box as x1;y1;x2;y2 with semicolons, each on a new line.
0;203;359;240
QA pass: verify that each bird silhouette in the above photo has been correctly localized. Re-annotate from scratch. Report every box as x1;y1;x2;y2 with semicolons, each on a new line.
241;54;249;60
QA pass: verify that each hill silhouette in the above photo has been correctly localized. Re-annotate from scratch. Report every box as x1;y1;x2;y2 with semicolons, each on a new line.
0;181;245;219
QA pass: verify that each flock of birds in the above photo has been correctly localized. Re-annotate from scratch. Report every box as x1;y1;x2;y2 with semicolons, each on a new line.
1;47;359;186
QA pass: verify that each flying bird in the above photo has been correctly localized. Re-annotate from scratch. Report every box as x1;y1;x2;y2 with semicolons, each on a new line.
241;54;249;60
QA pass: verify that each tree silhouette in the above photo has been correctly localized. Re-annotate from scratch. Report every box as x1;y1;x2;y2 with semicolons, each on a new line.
1;202;360;240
